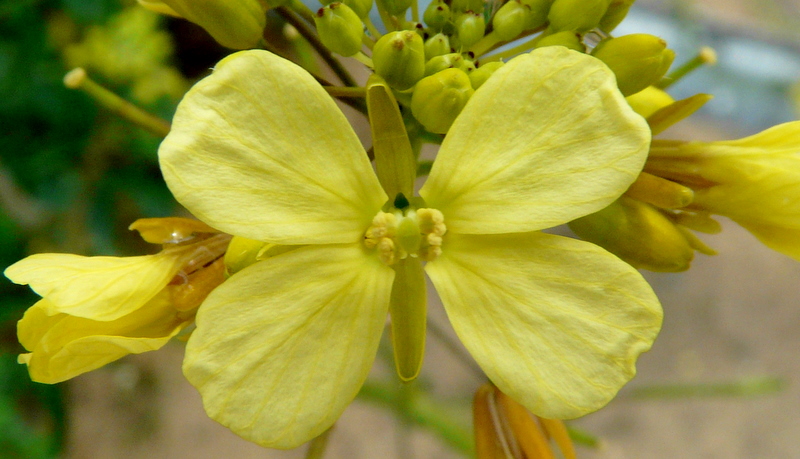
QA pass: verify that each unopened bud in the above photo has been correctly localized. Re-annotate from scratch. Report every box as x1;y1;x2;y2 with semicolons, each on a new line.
423;0;451;31
598;0;634;33
373;30;426;90
455;11;486;49
469;61;504;89
344;0;374;18
548;0;610;33
379;0;413;15
591;33;674;96
424;33;452;60
519;0;551;29
534;30;584;51
314;3;364;57
492;0;531;41
424;53;464;76
451;0;484;14
411;68;474;133
569;197;696;272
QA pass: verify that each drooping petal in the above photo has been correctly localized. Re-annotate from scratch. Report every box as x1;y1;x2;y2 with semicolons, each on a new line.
18;295;185;384
5;252;183;321
420;47;650;234
160;50;387;245
182;244;394;449
425;232;662;419
138;0;268;49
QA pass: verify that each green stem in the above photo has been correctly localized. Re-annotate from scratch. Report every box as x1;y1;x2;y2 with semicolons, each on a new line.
276;6;359;87
364;15;383;40
565;425;600;448
352;52;375;68
289;0;316;23
469;31;502;58
657;46;717;89
625;376;785;399
305;426;334;459
358;380;475;456
480;28;547;63
63;68;170;138
324;86;367;97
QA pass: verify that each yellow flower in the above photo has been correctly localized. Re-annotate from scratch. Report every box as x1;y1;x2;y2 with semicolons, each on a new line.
137;0;268;49
5;218;228;384
647;121;800;260
159;47;662;448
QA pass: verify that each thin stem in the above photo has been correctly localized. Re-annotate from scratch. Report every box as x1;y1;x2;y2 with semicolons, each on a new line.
481;34;540;63
362;33;376;50
375;0;397;32
63;68;170;138
289;0;316;23
624;376;785;399
411;0;419;23
470;30;503;58
364;16;383;40
352;52;374;68
305;426;334;459
658;46;717;89
276;6;359;87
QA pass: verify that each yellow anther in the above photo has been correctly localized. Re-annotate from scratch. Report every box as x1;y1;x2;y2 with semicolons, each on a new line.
365;208;446;265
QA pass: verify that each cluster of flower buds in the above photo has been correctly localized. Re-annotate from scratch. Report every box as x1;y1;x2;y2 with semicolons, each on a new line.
310;0;674;135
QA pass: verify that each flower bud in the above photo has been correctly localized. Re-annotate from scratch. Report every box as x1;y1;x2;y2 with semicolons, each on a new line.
591;33;674;96
468;61;504;89
548;0;610;33
569;197;696;272
599;0;635;33
492;0;531;41
379;0;413;15
373;30;426;90
314;3;364;57
455;11;485;49
411;68;474;133
451;0;484;14
138;0;268;49
424;33;452;60
344;0;374;18
534;30;584;52
423;0;451;31
424;53;463;76
519;0;551;30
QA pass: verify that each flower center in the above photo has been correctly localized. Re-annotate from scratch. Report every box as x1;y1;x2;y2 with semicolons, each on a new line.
364;206;446;265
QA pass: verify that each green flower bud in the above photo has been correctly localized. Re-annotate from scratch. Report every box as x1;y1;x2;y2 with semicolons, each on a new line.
451;0;484;14
534;30;584;52
591;33;675;96
548;0;610;33
423;0;451;32
343;0;374;18
379;0;413;15
599;0;635;33
569;197;696;272
314;3;364;57
373;31;426;90
424;53;463;76
411;68;474;133
519;0;551;30
455;11;486;49
468;61;504;89
456;56;476;74
492;0;531;41
424;33;452;60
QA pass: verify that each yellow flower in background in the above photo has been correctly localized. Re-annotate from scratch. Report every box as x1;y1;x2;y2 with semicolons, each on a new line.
159;47;662;448
137;0;268;49
5;218;228;384
647;121;800;260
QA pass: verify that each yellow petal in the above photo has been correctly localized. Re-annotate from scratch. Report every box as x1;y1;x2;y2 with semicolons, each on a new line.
183;244;394;449
5;252;183;321
160;50;387;245
735;221;800;261
140;0;267;49
18;295;185;384
129;217;218;244
420;47;650;234
425;232;662;419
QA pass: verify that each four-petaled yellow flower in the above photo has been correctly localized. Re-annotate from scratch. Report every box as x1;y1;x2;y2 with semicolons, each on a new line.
5;218;228;384
158;47;663;448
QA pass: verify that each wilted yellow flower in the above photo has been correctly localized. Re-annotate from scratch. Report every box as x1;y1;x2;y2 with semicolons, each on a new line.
138;0;269;49
159;47;662;448
647;121;800;260
5;218;228;384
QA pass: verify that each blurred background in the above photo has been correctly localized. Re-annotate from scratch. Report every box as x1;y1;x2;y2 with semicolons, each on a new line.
1;0;799;457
